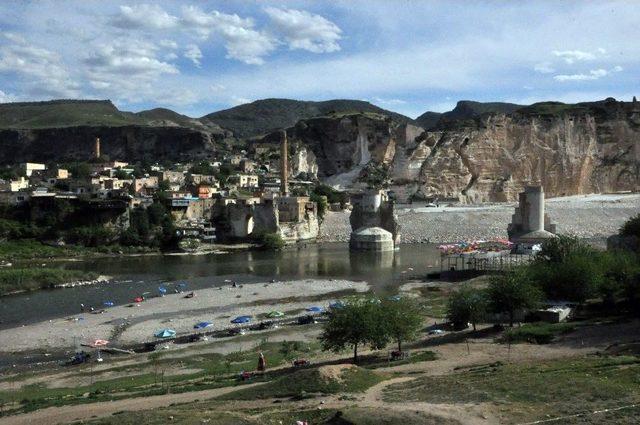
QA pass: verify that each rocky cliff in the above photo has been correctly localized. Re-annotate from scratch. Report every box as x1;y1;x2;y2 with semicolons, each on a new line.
267;98;640;202
0;125;222;164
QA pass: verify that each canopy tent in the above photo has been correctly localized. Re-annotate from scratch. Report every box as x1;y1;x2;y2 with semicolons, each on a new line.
154;329;176;338
437;239;513;255
194;321;213;329
306;306;324;313
266;311;285;318
231;315;252;324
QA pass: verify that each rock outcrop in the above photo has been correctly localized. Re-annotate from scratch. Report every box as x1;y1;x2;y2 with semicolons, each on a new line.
265;98;640;203
0;125;226;164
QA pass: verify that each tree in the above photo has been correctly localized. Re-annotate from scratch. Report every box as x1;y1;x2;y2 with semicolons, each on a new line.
114;169;130;180
320;297;389;363
309;193;328;221
620;214;640;239
381;298;423;352
488;267;542;327
536;234;594;263
447;286;488;331
529;252;603;303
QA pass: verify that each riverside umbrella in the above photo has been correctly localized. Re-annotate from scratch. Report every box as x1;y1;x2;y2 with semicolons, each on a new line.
158;286;167;295
231;316;251;324
329;301;346;310
154;329;176;338
103;301;115;307
194;321;213;329
306;306;324;313
266;311;285;318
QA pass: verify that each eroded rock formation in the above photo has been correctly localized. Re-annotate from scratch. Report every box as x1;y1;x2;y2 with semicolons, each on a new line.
269;99;640;202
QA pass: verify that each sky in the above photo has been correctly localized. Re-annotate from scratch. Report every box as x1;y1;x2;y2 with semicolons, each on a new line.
0;0;638;118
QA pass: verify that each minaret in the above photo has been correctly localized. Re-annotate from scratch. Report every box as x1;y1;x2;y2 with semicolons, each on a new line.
280;130;289;196
94;137;101;159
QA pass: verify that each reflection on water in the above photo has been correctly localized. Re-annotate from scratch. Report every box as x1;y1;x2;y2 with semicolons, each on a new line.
0;243;440;328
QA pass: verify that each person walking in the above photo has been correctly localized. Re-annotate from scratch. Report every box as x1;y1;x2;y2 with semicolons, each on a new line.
257;352;266;373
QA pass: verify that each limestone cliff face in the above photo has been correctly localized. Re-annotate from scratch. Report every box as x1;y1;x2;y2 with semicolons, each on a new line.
0;125;226;164
278;100;640;202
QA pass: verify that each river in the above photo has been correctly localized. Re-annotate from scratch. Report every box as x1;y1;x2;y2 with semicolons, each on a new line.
0;243;441;330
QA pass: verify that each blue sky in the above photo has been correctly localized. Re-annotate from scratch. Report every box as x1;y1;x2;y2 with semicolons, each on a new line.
0;1;638;118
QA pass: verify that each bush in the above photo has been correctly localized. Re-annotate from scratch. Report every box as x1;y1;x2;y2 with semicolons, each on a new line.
256;232;285;251
620;214;640;238
502;322;576;344
529;253;603;303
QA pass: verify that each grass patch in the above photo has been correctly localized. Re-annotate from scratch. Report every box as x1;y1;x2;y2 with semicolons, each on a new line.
384;355;640;423
0;267;97;295
501;322;577;344
220;366;385;400
0;239;157;262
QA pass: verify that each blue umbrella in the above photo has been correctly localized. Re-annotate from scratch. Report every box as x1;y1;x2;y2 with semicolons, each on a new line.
306;306;324;313
389;295;402;302
329;301;346;310
194;321;213;329
231;315;252;324
158;286;167;295
177;282;188;288
103;301;115;307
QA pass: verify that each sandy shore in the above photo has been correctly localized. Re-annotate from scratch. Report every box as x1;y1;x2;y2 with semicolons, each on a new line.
0;279;368;353
319;193;640;243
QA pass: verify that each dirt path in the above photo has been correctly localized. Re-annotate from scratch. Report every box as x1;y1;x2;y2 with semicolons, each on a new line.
1;382;265;425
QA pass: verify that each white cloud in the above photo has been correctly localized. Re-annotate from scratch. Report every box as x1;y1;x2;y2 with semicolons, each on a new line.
159;39;178;49
553;65;623;82
84;38;178;101
230;95;251;106
554;68;608;81
0;34;79;97
184;44;202;66
552;49;596;64
111;4;178;30
181;6;275;65
372;97;406;105
0;89;15;103
264;7;342;53
534;62;555;74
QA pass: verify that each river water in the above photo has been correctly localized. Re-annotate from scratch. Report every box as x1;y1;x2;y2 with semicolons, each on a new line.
0;243;441;330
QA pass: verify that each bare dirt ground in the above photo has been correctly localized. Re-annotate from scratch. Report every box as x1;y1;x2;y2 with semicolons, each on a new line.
6;319;638;425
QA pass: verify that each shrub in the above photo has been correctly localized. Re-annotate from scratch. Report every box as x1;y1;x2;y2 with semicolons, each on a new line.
256;232;285;251
620;214;640;238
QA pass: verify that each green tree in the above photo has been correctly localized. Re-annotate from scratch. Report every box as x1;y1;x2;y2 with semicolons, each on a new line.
536;234;594;263
320;297;389;363
620;214;640;239
447;286;488;331
529;253;603;303
114;169;130;179
309;193;327;221
488;267;542;326
381;298;423;352
256;232;285;251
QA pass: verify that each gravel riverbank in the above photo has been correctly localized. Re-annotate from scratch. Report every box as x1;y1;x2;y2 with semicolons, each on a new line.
0;279;368;353
319;193;640;244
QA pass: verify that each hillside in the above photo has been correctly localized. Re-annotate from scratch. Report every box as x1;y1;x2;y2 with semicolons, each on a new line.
0;99;144;129
201;98;414;138
414;111;442;130
435;100;524;127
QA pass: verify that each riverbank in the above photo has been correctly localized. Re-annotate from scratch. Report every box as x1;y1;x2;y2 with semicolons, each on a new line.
319;193;640;243
0;268;102;296
0;278;368;353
